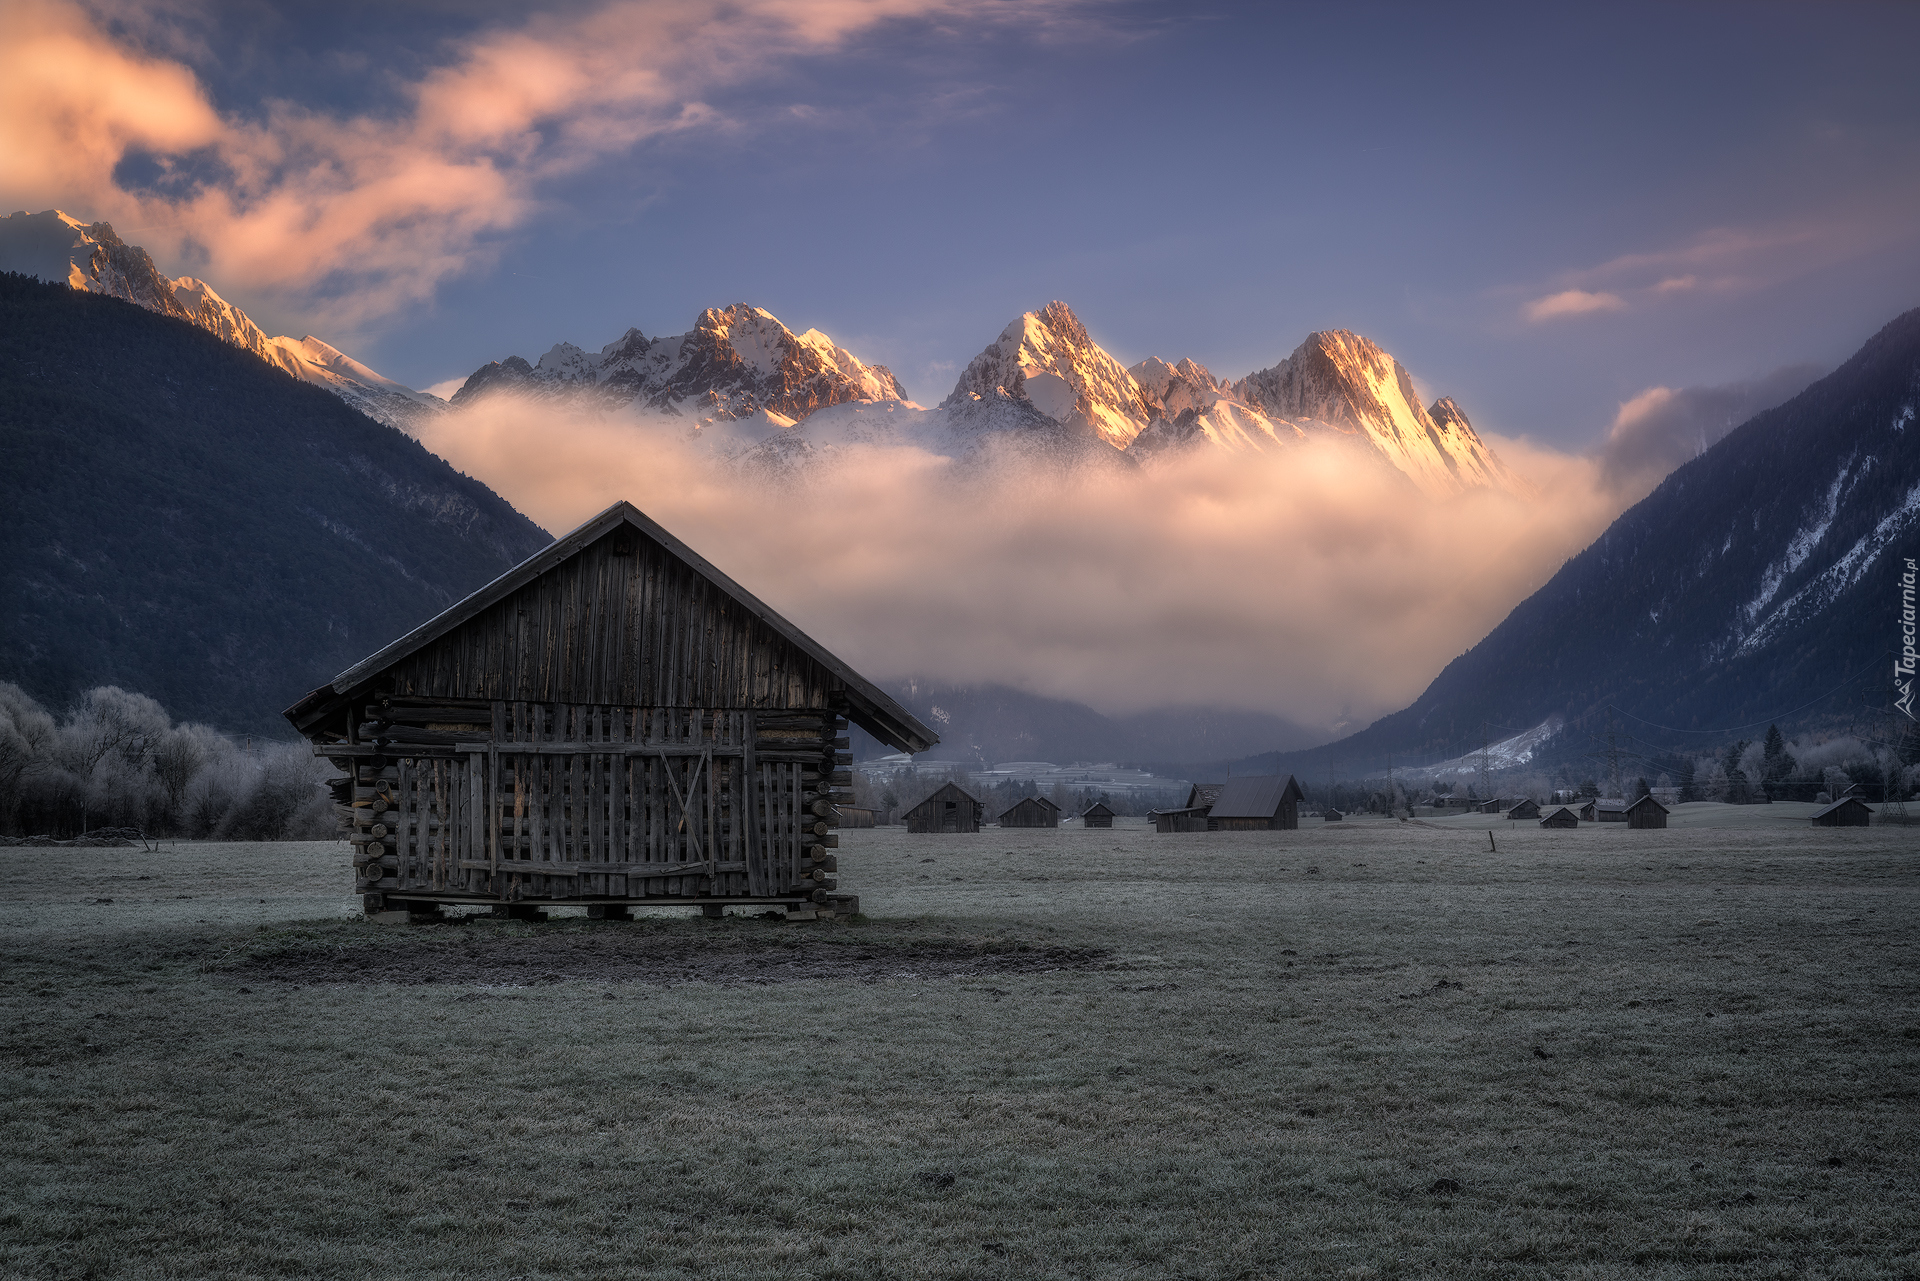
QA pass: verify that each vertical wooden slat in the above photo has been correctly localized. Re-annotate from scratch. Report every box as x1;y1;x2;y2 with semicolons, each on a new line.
743;711;760;895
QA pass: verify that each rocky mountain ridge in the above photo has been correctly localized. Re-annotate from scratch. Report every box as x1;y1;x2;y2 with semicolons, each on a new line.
451;304;905;425
0;210;447;433
933;301;1521;497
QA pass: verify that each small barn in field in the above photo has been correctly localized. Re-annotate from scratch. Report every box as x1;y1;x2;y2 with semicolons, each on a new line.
1322;807;1344;822
1592;800;1629;823
1539;806;1579;828
1151;782;1223;833
998;796;1060;828
1505;798;1541;820
1475;798;1506;815
1625;795;1669;829
836;806;876;829
904;782;983;834
1206;775;1306;831
1811;796;1873;827
1080;801;1116;828
283;501;937;918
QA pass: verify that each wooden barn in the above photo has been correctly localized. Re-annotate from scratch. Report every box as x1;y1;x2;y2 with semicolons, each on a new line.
284;501;936;918
1505;798;1541;820
1475;798;1506;815
1080;801;1116;828
1206;775;1306;831
1811;796;1873;827
1539;805;1579;828
1151;782;1223;833
998;796;1060;828
1625;795;1670;829
836;806;877;829
903;782;983;834
1591;800;1629;823
1322;807;1344;822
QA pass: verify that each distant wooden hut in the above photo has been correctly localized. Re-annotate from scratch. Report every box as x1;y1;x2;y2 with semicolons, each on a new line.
1475;798;1505;815
1576;800;1596;821
1811;796;1873;827
1322;807;1344;822
1593;800;1629;823
283;500;936;918
1505;798;1541;820
903;782;984;834
1151;782;1223;833
1539;805;1579;828
1080;801;1115;828
1625;795;1669;829
836;806;876;829
998;796;1060;829
1206;775;1306;831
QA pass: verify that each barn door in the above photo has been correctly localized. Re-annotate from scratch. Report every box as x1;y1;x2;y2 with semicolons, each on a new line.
750;759;803;896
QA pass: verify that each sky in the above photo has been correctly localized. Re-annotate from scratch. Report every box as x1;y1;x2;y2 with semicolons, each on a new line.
7;0;1919;448
6;0;1920;731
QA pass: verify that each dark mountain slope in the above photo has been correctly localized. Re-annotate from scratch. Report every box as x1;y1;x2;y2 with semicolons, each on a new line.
0;273;550;735
1249;306;1920;775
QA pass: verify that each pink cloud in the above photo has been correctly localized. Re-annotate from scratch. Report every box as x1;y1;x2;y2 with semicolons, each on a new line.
0;0;1062;329
1523;289;1627;322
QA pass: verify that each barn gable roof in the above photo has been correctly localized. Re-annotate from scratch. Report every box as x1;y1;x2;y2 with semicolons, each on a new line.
1810;796;1872;820
1208;775;1305;820
286;499;937;753
1624;794;1669;815
907;781;981;810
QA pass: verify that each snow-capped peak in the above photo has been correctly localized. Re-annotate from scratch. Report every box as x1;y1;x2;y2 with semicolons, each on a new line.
0;209;446;434
1225;331;1521;498
943;301;1159;449
452;303;906;424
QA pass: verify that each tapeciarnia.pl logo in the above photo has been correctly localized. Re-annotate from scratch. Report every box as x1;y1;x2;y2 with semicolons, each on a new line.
1899;557;1918;721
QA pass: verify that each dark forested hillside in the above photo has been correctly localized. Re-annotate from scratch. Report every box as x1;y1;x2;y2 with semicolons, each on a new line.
1250;306;1920;776
0;273;550;736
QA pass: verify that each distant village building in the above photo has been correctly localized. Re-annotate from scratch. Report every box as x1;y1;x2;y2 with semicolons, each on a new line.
1505;798;1541;821
1811;796;1873;827
998;796;1060;829
1625;795;1670;829
1080;801;1116;828
1150;782;1223;833
903;782;984;834
1539;806;1579;828
1206;776;1306;831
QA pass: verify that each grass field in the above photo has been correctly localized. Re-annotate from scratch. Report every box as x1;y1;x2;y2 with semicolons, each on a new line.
3;814;1916;1279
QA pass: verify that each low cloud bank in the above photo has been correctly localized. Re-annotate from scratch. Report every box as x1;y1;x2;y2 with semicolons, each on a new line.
416;401;1625;732
1597;364;1824;499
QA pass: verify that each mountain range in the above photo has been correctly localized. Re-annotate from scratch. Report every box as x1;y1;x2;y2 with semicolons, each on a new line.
0;208;1522;500
457;297;1523;497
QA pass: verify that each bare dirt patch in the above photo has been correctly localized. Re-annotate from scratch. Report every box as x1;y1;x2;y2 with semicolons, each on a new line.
221;927;1111;989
